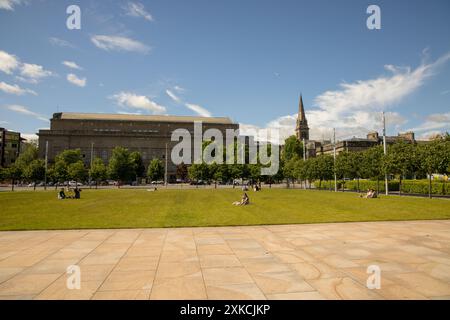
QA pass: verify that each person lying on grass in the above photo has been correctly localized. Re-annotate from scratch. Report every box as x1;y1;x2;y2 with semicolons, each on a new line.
360;189;378;199
233;192;250;206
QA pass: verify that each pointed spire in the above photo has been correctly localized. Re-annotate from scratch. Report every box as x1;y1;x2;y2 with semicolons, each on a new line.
298;94;306;123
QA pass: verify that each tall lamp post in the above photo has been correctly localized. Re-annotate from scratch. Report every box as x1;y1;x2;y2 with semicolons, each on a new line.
333;128;337;192
164;143;168;187
44;140;48;191
383;112;389;196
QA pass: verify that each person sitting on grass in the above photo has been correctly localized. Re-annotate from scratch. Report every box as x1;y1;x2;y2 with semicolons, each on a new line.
74;188;82;199
233;192;250;206
58;188;66;200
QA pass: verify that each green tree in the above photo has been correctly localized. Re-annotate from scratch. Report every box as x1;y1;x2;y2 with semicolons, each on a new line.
5;164;22;191
130;151;145;182
68;161;88;186
188;163;209;187
361;146;384;189
14;143;38;170
283;156;299;188
147;158;165;183
417;140;449;198
283;136;303;161
108;147;136;186
54;149;84;186
335;151;357;191
176;162;188;182
24;159;45;190
315;155;334;189
89;157;107;188
383;141;416;195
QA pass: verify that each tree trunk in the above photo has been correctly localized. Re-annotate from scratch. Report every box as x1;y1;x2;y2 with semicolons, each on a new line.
357;178;360;193
399;176;402;196
11;179;14;191
33;182;36;191
377;178;380;194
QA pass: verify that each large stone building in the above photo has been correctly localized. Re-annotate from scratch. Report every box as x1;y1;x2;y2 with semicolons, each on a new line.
294;96;416;157
38;112;239;180
0;128;24;167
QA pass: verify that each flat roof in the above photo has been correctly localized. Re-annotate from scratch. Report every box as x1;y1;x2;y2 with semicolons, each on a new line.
54;112;236;125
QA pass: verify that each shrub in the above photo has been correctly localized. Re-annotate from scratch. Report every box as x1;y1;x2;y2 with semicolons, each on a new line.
314;179;448;195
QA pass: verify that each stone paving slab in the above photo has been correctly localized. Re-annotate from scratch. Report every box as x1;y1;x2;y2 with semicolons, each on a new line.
0;220;449;300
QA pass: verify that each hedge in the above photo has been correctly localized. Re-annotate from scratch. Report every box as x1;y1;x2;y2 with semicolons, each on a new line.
314;179;448;195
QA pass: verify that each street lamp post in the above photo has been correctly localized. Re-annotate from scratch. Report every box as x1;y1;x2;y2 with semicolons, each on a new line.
333;128;337;192
164;142;168;187
383;112;389;196
44;140;48;191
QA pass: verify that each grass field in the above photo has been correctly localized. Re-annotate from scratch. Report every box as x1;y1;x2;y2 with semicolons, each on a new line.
0;188;450;231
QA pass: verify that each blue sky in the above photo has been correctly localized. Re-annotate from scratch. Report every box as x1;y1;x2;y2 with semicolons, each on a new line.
0;0;449;142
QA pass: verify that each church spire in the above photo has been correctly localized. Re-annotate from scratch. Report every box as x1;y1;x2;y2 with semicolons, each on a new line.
298;94;306;122
296;94;309;141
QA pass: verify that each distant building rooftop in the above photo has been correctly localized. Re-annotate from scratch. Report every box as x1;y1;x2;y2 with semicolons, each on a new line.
52;112;236;125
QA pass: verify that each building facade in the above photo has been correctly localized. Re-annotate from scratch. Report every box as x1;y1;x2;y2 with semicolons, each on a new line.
38;113;239;180
0;128;23;167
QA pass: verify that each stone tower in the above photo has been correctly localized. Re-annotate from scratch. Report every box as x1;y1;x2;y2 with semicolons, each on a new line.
295;94;309;141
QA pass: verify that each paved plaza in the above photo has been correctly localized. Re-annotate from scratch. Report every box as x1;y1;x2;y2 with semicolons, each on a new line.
0;220;449;300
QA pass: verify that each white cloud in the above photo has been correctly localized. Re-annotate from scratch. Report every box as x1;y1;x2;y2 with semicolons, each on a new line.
0;0;25;11
5;105;49;122
185;103;212;117
0;81;37;95
21;133;39;142
49;37;76;49
166;89;181;103
124;2;153;21
0;50;19;74
243;51;450;143
240;51;450;144
19;63;53;83
67;73;86;87
62;61;82;70
110;91;166;114
408;112;450;134
91;35;150;54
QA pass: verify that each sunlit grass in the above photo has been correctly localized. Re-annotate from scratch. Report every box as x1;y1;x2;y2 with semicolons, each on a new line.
0;188;449;230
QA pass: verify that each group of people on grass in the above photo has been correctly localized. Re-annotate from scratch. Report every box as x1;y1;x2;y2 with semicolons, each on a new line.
58;187;82;200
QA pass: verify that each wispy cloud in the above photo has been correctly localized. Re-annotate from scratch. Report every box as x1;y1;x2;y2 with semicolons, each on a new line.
49;37;76;49
408;112;450;133
0;50;19;74
62;61;83;70
165;89;182;103
165;86;212;117
0;0;25;11
5;105;48;122
185;103;212;117
0;81;37;95
123;2;153;21
67;73;86;87
91;35;150;54
110;91;166;114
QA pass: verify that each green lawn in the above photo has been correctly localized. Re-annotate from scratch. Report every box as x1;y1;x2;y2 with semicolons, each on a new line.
0;188;449;231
